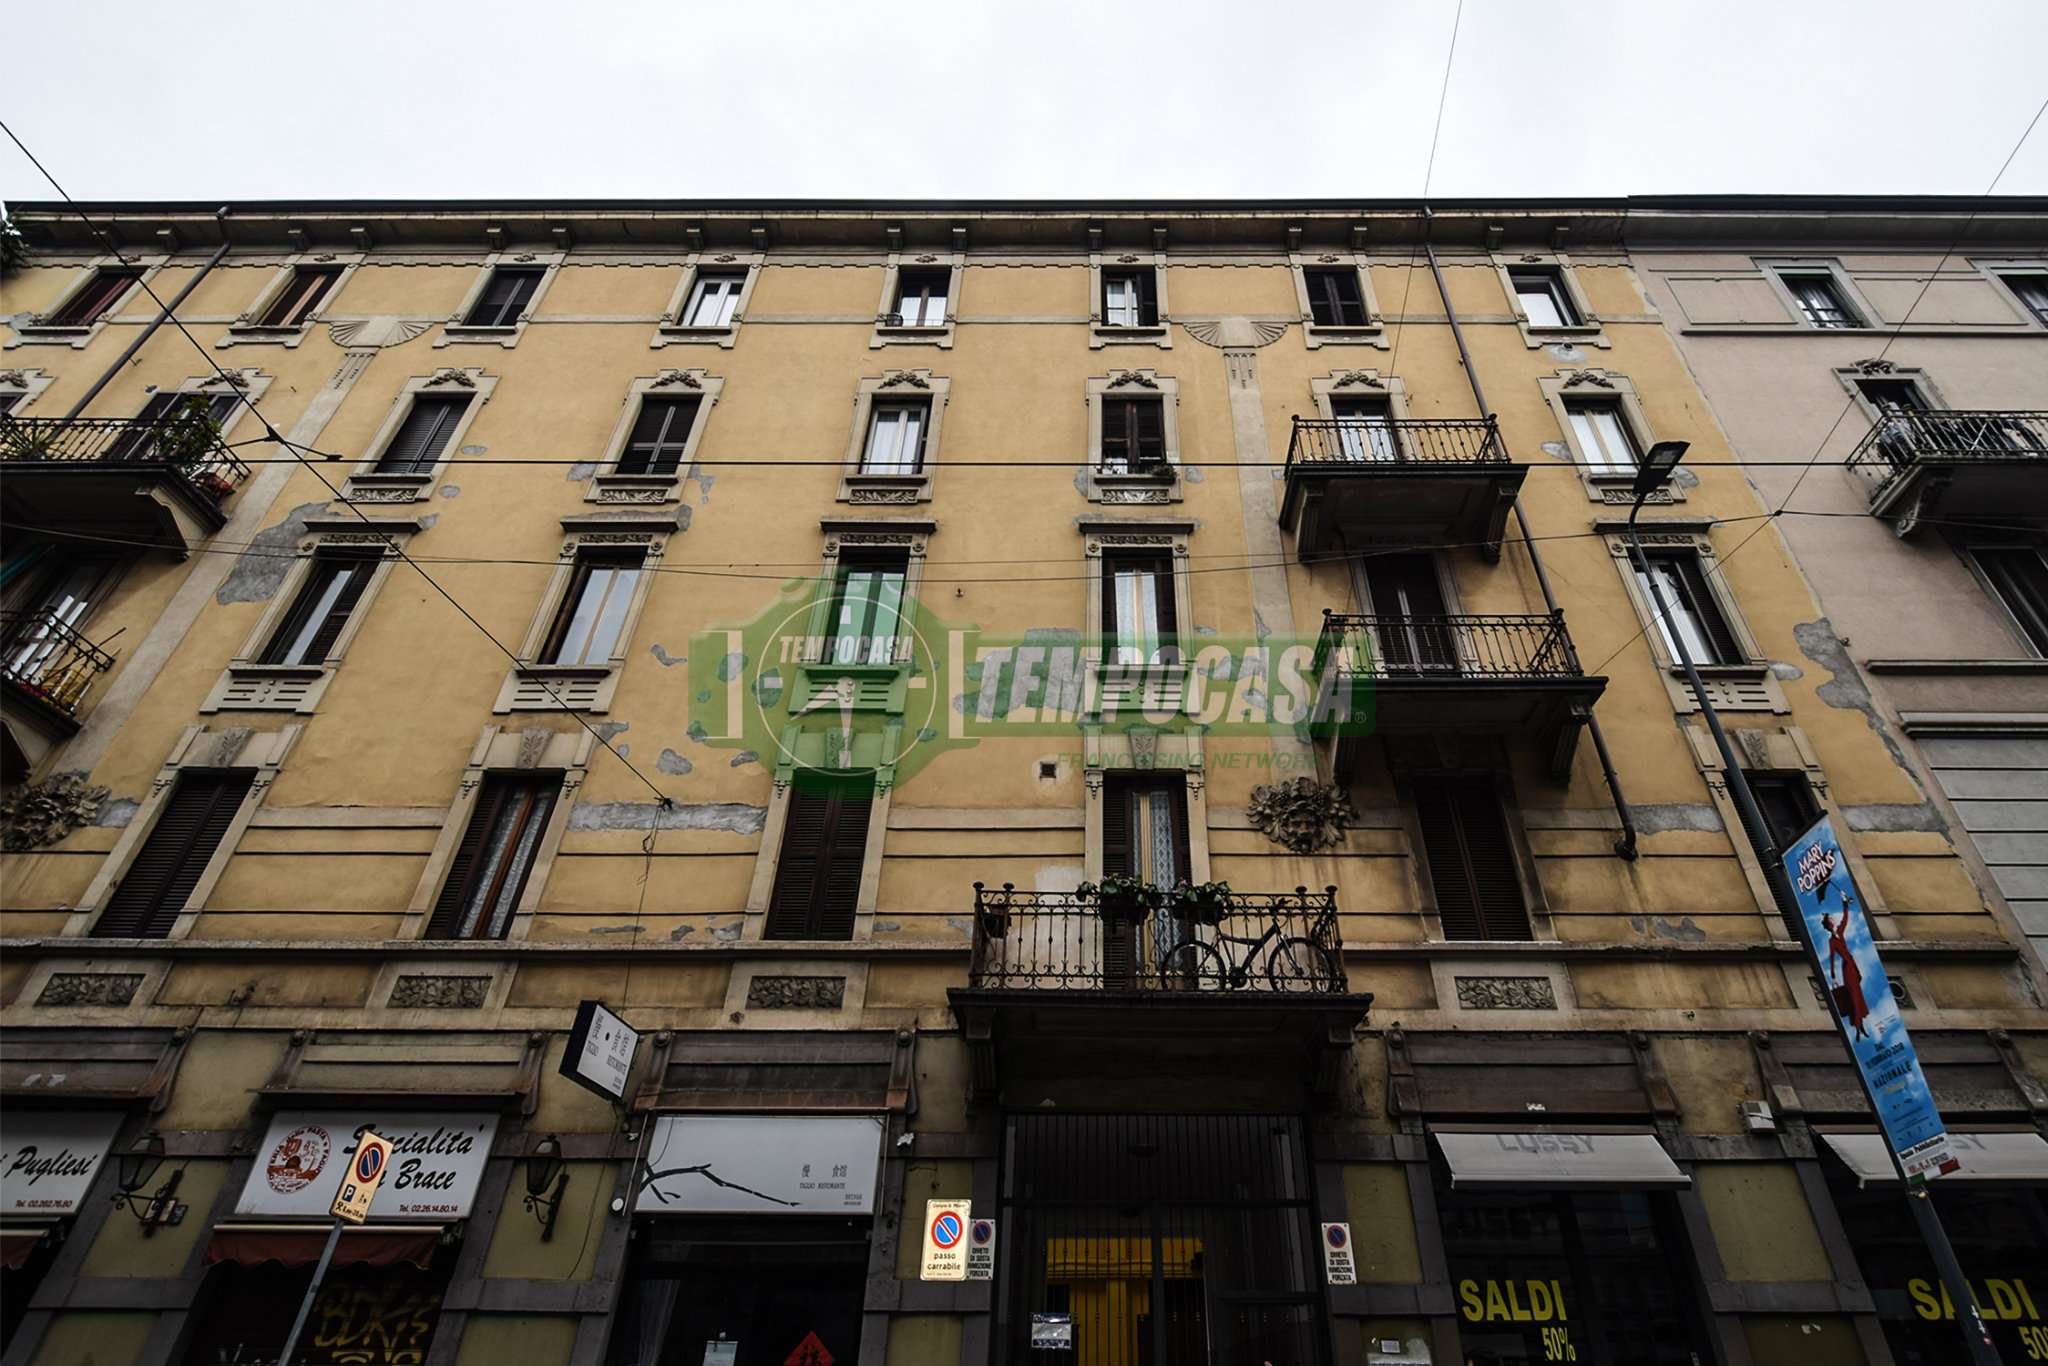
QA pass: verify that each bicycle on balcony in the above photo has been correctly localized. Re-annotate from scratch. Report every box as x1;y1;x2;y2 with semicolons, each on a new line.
1155;884;1340;993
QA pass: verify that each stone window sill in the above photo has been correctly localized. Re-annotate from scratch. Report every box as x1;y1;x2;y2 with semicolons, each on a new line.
653;323;739;349
219;323;315;348
1091;323;1171;349
588;472;682;505
345;472;435;503
438;323;523;349
840;473;931;506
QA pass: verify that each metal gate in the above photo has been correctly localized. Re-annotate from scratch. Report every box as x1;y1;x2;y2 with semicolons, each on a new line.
996;1114;1328;1366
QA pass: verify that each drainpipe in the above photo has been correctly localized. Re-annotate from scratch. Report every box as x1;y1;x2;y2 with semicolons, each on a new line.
64;205;233;421
1420;212;1639;859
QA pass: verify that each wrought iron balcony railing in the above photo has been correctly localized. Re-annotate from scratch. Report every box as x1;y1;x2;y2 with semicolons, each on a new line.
968;882;1346;994
1314;610;1584;680
0;412;250;498
1286;415;1509;471
1;608;116;718
1846;410;2048;501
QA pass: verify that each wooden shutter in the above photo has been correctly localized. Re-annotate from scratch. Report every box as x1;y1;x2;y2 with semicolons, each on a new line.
765;787;874;940
378;396;467;474
1102;779;1135;876
1748;773;1821;938
1133;401;1165;463
425;775;559;941
94;771;253;938
261;554;375;664
51;270;140;326
1412;776;1531;941
1149;556;1178;642
1135;270;1159;326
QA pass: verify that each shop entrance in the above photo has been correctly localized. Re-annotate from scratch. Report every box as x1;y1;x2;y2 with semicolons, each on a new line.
997;1114;1326;1366
610;1218;870;1366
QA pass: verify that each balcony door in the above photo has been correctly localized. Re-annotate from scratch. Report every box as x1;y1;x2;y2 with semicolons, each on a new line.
1328;395;1396;463
1363;553;1458;675
2;556;118;686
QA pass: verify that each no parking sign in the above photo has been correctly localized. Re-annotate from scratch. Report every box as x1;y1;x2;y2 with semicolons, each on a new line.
920;1199;971;1281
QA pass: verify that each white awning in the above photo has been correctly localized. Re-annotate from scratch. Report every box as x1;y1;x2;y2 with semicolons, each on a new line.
1435;1132;1689;1189
1822;1131;2048;1187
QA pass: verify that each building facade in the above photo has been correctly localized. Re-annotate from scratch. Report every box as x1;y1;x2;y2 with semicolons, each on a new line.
0;197;2043;1366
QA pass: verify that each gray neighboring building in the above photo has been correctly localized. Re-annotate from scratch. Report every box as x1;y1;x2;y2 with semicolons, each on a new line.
1630;197;2048;968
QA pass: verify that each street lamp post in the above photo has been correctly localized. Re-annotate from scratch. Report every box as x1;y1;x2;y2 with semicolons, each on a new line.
1624;442;1997;1365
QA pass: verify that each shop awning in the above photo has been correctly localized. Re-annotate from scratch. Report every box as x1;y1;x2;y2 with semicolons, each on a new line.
1435;1131;1689;1189
1822;1131;2048;1187
204;1224;442;1270
1;1228;49;1270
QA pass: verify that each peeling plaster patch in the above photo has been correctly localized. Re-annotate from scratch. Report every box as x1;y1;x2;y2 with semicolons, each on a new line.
1183;465;1204;483
459;444;487;455
587;924;644;935
712;921;743;942
917;727;939;744
668;924;695;941
418;514;439;530
437;485;460;498
1793;617;1922;785
730;750;759;768
217;502;325;603
657;749;694;776
592;721;630;744
1252;607;1272;644
695;690;712;704
753;674;784;708
567;800;766;833
96;797;139;828
1194;624;1217;637
945;916;973;935
613;744;630;758
694;472;716;502
650;644;685;667
566;462;597;481
717;652;746;682
872;920;902;933
1073;469;1092;497
1632;803;1724;834
687;720;709;742
1672;467;1700;489
1545;342;1585;362
1769;661;1805;681
1844;803;1948;834
1539;441;1572;462
1652;916;1707;942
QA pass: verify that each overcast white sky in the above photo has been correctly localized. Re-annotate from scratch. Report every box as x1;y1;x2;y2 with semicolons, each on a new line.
5;0;2046;204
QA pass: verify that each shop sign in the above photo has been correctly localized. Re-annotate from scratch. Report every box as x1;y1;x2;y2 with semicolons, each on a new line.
701;1343;738;1366
0;1111;121;1217
328;1129;394;1225
1782;815;1958;1183
920;1199;970;1281
966;1217;996;1281
1460;1278;1580;1359
637;1115;884;1214
236;1112;498;1220
561;999;639;1104
1030;1313;1075;1350
1321;1222;1357;1284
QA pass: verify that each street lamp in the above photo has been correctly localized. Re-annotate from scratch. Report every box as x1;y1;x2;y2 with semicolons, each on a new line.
524;1134;568;1241
111;1130;184;1236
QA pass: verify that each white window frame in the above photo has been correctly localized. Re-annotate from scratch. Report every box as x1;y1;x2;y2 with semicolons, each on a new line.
871;251;964;349
1292;251;1386;348
201;515;419;714
1310;370;1414;462
437;250;564;348
1084;369;1183;505
1492;251;1607;349
1602;519;1786;716
1088;251;1171;349
220;251;365;348
1757;258;1877;332
0;367;58;412
587;368;725;505
1971;258;2048;332
798;518;934;675
344;368;496;503
838;369;951;506
60;724;300;940
1079;518;1197;724
653;252;765;349
1538;369;1679;506
399;725;592;943
492;514;676;714
7;255;165;349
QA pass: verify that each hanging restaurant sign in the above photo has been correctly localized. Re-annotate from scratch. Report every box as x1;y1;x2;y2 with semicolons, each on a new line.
235;1112;498;1220
1;1112;122;1216
636;1115;884;1214
1782;815;1958;1184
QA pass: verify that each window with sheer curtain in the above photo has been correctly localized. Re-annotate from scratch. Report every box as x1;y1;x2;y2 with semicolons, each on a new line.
1565;400;1640;474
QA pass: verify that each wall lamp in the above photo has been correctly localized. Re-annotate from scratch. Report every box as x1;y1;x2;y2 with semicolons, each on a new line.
111;1130;185;1236
524;1134;568;1241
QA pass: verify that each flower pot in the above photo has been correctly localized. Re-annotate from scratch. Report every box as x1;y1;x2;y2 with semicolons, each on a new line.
1098;890;1150;924
1177;893;1229;927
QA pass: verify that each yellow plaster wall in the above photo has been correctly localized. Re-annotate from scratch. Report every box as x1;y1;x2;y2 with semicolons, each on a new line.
1696;1162;1832;1282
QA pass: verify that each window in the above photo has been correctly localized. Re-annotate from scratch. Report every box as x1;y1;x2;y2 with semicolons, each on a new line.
827;553;908;666
891;268;949;327
1365;554;1457;674
46;268;142;326
254;266;342;328
2;557;118;685
1102;773;1190;886
425;773;560;941
617;396;700;476
1411;775;1532;941
1855;378;1928;413
0;392;20;416
1103;553;1177;665
1748;770;1821;938
1972;547;2048;654
682;271;746;328
542;551;645;666
1330;394;1396;462
107;391;241;463
1509;268;1580;328
860;399;929;476
258;553;377;666
374;395;470;475
2004;274;2048;326
765;783;874;940
1304;268;1369;327
461;267;544;328
1633;549;1743;666
1565;400;1641;474
93;770;253;938
1782;273;1862;328
1102;270;1159;329
1099;398;1166;473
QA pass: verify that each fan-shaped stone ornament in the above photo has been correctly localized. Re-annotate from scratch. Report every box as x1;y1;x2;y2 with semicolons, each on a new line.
1182;316;1290;349
327;316;432;349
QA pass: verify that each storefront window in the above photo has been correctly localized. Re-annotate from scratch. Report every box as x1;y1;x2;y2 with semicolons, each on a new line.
182;1249;455;1366
1435;1182;1711;1366
1828;1175;2048;1364
611;1218;869;1366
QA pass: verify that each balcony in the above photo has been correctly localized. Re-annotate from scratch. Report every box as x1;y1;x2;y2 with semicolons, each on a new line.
950;883;1372;1110
1;607;116;780
0;412;251;555
1313;610;1605;784
1846;409;2048;536
1278;415;1527;560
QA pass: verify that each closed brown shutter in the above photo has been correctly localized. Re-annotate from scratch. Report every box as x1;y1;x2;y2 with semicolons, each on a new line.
376;396;468;474
1102;779;1135;876
1133;400;1166;463
765;786;874;940
259;554;377;665
1135;269;1159;326
94;771;253;938
1412;776;1531;941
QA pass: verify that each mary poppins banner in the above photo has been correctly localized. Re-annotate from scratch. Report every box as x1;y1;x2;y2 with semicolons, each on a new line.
1782;814;1959;1184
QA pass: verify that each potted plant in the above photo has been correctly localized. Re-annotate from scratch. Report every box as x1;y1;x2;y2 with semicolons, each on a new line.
1079;873;1161;925
1170;879;1233;926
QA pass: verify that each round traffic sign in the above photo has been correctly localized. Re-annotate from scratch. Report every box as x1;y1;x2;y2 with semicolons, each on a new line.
931;1211;963;1249
354;1143;385;1183
971;1219;994;1245
1325;1224;1347;1249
